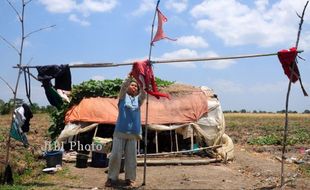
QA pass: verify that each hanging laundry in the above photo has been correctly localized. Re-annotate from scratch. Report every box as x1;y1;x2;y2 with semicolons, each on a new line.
10;105;32;147
151;8;176;45
57;89;70;103
21;103;33;133
10;120;28;147
277;47;300;82
42;81;64;109
36;64;72;108
131;60;169;99
277;47;308;96
36;64;72;91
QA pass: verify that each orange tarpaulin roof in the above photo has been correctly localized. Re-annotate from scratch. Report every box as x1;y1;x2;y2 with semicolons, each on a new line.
65;92;208;125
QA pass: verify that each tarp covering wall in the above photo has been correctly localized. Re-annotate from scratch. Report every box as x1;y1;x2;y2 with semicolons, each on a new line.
65;92;208;125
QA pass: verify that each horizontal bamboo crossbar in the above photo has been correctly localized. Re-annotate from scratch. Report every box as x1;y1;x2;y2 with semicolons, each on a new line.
13;50;303;69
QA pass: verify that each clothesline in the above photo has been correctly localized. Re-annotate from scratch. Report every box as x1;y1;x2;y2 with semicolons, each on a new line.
13;50;303;69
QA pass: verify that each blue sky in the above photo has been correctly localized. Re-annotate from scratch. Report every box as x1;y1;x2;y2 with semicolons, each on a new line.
0;0;309;112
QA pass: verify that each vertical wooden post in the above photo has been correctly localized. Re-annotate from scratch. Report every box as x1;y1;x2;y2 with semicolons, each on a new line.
190;126;194;154
175;131;179;152
143;0;161;186
280;2;309;188
155;130;158;153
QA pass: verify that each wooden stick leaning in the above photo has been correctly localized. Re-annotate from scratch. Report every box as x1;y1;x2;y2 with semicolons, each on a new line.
4;0;28;185
2;0;55;185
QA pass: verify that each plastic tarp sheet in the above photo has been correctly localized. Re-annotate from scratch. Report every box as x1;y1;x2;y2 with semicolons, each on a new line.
65;92;208;125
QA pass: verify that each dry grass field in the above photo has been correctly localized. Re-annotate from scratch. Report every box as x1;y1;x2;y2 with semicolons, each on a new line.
0;113;309;189
225;113;310;146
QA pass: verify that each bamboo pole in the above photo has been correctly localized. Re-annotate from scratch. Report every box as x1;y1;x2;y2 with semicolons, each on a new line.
175;131;179;152
281;1;309;188
12;50;304;69
137;140;140;154
155;130;158;153
4;0;28;185
137;158;218;166
170;128;173;152
142;0;160;186
190;127;194;154
137;145;222;157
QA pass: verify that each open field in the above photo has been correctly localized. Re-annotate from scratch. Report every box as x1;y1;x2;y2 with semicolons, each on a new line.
225;113;310;145
0;113;309;189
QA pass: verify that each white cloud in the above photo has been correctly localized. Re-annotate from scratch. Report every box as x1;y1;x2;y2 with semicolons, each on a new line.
190;0;309;47
39;0;118;25
39;0;77;13
212;79;244;93
77;0;117;15
165;0;188;13
255;0;269;12
201;51;235;69
131;0;156;16
91;75;105;80
248;81;287;93
299;31;310;51
160;49;198;68
159;49;235;69
175;35;208;48
69;14;90;26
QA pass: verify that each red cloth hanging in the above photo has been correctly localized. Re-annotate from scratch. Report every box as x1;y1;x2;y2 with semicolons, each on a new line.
277;47;308;96
277;47;300;83
151;8;176;45
131;60;169;99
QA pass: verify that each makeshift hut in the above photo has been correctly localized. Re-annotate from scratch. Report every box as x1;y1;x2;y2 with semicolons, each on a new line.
58;83;234;161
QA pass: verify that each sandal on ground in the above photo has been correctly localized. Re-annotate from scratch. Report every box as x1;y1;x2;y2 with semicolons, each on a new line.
125;179;135;187
105;178;113;187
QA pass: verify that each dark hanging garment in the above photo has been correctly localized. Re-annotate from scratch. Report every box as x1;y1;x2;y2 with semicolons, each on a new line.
21;103;33;133
36;64;72;91
55;64;71;91
42;81;63;109
37;65;71;108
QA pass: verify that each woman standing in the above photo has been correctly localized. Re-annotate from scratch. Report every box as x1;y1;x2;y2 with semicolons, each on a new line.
105;74;146;187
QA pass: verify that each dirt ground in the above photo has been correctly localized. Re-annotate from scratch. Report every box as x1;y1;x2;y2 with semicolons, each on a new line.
19;144;307;190
1;113;309;190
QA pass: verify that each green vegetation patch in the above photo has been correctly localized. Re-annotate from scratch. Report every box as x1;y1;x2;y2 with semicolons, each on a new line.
248;134;282;145
248;127;310;146
299;163;310;177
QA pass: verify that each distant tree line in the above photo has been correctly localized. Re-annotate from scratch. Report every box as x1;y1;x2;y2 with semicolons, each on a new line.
223;109;310;114
0;98;55;115
1;98;309;115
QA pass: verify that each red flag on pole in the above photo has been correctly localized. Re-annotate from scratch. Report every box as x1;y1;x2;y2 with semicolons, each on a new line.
151;8;176;45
